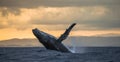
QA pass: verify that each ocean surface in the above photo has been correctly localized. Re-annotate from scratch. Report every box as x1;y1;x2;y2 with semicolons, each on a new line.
0;47;120;62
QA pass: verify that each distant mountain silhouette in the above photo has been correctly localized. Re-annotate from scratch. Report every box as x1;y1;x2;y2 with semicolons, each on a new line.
0;36;120;47
0;38;42;47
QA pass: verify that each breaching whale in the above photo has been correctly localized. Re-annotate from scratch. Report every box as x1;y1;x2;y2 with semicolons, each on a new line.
32;23;76;53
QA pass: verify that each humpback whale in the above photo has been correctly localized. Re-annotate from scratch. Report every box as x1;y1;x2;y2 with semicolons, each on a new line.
32;23;76;53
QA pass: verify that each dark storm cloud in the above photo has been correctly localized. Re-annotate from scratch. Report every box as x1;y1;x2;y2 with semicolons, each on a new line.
0;0;120;8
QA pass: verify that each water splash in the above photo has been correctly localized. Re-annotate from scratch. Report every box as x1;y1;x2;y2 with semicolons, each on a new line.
70;38;77;53
70;46;76;53
69;37;86;53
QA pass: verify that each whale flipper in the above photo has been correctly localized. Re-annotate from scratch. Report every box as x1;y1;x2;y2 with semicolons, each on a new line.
57;23;76;43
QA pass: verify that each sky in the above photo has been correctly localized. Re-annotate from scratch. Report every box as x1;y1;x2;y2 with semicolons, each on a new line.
0;0;120;40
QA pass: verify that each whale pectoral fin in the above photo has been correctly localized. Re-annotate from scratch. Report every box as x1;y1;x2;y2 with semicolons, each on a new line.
57;23;76;43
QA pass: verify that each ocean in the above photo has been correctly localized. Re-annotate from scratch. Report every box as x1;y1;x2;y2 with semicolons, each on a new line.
0;47;120;62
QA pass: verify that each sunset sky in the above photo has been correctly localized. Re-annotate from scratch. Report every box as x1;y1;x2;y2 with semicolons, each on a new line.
0;0;120;40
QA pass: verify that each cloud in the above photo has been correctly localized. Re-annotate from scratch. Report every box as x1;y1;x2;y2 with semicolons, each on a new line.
0;6;120;30
0;7;21;16
0;21;8;29
0;0;119;17
0;0;120;40
29;7;120;30
0;9;32;30
0;0;120;8
30;7;108;24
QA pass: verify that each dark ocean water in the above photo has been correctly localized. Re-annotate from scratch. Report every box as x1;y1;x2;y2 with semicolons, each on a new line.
0;47;120;62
